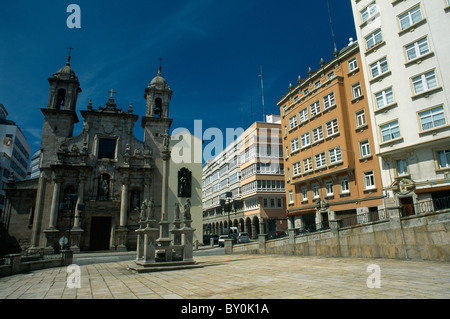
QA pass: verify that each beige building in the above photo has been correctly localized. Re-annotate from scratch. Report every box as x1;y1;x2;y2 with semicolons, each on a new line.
202;115;286;239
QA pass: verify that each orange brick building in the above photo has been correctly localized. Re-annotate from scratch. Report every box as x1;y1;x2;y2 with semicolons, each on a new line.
277;41;384;232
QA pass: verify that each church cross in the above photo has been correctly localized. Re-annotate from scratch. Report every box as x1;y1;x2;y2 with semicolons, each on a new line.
108;88;117;98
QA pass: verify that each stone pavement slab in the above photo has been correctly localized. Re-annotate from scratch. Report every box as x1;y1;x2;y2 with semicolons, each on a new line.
0;254;449;301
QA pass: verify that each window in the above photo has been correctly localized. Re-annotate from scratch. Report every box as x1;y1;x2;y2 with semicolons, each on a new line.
326;119;339;137
396;159;408;176
323;92;335;110
98;138;117;159
329;147;342;164
418;106;446;131
299;108;308;123
303;157;313;173
289;115;298;130
327;71;335;80
315;152;326;168
310;100;321;117
348;57;358;72
312;126;324;143
398;5;423;30
364;171;376;189
356;110;367;127
375;88;394;109
301;187;308;201
412;70;438;95
370;57;389;79
325;180;334;196
360;140;371;158
405;37;430;61
312;184;320;198
288;190;294;204
340;177;350;193
304;88;310;95
380;120;401;142
291;138;300;153
282;105;287;116
315;80;321;89
284;125;287;137
292;161;301;177
285;146;289;158
365;29;382;50
301;132;311;148
437;149;450;169
352;82;362;99
361;1;377;23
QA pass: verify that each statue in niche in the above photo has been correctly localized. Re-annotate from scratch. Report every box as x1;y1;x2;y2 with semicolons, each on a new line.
178;167;192;198
183;199;191;221
98;174;110;200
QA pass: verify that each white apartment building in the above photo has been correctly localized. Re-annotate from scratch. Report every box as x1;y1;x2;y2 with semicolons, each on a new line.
350;0;450;212
0;104;31;214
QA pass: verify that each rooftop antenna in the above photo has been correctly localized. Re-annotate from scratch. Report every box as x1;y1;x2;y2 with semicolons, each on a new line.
326;0;338;56
259;65;265;122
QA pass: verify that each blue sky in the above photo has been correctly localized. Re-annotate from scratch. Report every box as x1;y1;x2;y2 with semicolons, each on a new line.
0;0;357;161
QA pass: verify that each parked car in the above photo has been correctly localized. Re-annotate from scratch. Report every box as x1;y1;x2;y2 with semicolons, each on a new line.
268;231;287;240
218;235;229;247
237;232;250;244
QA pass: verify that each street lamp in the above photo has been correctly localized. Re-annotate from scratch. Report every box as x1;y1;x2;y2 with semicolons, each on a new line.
220;191;233;236
59;193;84;250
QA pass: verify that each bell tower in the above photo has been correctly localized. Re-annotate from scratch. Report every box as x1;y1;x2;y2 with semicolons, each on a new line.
144;66;172;118
40;52;81;162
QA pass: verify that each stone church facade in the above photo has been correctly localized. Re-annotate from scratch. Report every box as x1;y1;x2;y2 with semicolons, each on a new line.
4;55;193;253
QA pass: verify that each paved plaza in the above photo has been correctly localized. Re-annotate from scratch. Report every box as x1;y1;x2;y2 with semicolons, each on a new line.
0;253;449;300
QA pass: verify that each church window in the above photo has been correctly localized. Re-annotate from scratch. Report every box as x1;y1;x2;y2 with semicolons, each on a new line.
56;89;66;109
98;138;117;159
154;98;162;117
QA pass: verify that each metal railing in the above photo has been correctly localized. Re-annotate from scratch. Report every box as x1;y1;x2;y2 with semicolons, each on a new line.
400;196;450;217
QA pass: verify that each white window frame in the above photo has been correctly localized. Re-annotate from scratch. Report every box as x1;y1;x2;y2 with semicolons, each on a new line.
303;157;313;173
380;120;401;143
326;119;339;137
329;147;342;164
301;132;311;148
299;107;308;123
289;115;298;130
418;105;446;131
288;190;294;204
348;57;358;72
315;152;327;169
411;70;438;95
301;187;308;201
437;149;450;170
361;1;377;23
356;109;366;127
339;177;350;194
291;137;300;153
360;140;371;158
375;87;395;109
312;184;320;199
370;57;389;79
398;5;423;31
312;126;324;143
352;82;362;99
365;29;382;50
364;171;376;190
323;92;335;110
310;100;321;117
325;180;334;196
292;161;301;177
405;37;430;62
396;158;409;177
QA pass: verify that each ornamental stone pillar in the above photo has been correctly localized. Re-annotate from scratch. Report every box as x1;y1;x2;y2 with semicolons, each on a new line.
48;176;63;229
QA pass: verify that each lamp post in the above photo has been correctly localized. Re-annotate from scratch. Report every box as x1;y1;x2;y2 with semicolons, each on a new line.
59;193;84;250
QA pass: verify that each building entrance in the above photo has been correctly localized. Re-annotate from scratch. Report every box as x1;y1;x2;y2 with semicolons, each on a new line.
89;216;112;251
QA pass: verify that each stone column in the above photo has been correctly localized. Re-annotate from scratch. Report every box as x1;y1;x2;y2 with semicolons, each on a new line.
73;176;86;228
119;181;129;227
48;176;63;229
157;148;173;261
